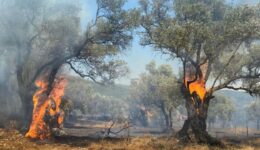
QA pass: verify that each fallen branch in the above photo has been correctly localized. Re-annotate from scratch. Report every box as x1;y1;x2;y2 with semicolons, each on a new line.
103;119;131;138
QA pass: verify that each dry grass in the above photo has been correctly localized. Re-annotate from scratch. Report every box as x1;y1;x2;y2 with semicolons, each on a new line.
0;128;259;150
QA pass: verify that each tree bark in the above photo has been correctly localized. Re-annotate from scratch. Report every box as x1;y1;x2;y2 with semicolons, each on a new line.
16;68;34;132
16;63;62;135
169;108;173;128
177;119;191;141
176;84;221;145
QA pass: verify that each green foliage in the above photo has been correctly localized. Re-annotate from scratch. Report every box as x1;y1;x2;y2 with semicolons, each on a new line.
131;61;181;107
129;61;182;126
0;0;139;92
63;76;128;120
139;0;260;95
90;82;129;99
65;0;140;84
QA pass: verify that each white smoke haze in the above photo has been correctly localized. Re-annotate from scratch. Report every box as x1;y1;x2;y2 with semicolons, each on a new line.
0;0;82;127
0;0;131;129
0;50;21;126
0;0;259;140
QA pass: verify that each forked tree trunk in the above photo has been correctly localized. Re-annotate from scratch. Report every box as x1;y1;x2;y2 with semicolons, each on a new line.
176;84;221;145
17;64;61;134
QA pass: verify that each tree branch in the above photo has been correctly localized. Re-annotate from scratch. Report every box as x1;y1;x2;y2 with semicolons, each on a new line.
225;86;254;94
211;41;243;90
196;43;202;65
212;73;260;92
66;61;102;84
204;59;211;82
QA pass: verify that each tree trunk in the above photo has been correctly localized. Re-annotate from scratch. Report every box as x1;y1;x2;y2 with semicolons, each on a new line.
169;108;173;128
177;118;191;141
160;104;170;129
16;69;34;132
176;84;221;145
17;63;62;136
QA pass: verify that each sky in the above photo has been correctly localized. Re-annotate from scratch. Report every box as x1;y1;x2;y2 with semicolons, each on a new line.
80;0;181;85
80;0;259;85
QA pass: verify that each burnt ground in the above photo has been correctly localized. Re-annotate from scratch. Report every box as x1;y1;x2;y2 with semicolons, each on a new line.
63;119;170;138
0;120;260;150
0;127;259;150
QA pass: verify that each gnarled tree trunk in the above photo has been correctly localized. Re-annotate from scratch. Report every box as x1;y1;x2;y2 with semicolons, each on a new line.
16;62;62;135
176;84;221;145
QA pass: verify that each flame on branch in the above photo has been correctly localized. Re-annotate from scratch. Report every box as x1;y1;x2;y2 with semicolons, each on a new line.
25;77;67;140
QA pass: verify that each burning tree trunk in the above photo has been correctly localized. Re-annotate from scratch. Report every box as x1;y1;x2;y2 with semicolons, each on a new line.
25;75;67;140
18;87;33;132
176;62;221;145
177;84;220;144
15;60;66;139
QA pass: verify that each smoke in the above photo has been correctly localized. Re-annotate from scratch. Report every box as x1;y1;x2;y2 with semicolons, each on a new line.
0;0;82;126
0;51;21;126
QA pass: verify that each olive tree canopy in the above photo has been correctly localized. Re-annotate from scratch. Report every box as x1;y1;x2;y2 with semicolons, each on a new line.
138;0;260;144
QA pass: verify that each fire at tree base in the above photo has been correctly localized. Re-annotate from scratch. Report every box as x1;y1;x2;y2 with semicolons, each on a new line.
176;84;222;146
25;77;67;140
175;63;223;145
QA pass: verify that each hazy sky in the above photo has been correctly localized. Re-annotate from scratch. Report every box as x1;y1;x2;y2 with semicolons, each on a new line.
80;0;259;85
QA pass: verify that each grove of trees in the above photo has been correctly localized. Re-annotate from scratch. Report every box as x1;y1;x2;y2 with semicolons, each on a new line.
0;0;259;146
129;61;182;130
63;76;128;123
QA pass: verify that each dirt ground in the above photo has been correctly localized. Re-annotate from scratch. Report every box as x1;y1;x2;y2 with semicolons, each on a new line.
0;128;259;150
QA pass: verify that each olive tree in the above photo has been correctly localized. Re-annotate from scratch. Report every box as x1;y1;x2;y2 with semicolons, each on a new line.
0;0;139;138
138;0;260;144
129;61;182;129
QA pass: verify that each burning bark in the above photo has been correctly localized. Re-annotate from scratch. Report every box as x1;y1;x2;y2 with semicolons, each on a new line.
25;77;67;140
184;63;208;102
183;62;209;115
177;63;221;145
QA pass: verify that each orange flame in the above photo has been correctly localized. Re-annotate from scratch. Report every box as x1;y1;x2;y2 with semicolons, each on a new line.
25;77;67;140
185;77;206;102
184;63;208;102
